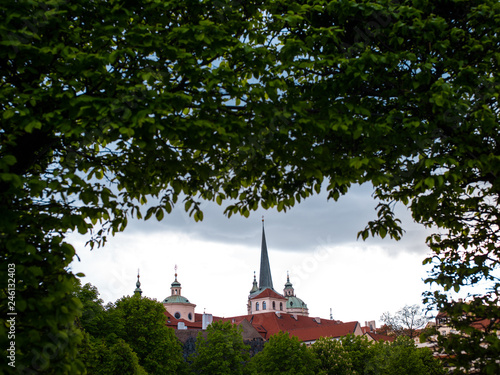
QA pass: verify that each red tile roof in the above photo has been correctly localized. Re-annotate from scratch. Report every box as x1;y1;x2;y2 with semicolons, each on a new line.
249;288;287;300
364;331;396;342
290;321;360;342
215;312;346;340
164;310;359;343
470;318;499;331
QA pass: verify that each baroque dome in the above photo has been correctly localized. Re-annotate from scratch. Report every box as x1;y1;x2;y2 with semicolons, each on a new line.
287;296;307;309
162;295;191;304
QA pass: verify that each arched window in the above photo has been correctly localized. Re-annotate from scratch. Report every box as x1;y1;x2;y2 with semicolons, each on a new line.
263;301;267;310
256;302;259;311
272;301;276;310
280;302;283;311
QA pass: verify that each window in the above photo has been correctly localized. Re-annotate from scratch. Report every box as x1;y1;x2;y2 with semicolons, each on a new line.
174;312;181;319
272;301;276;310
280;302;283;310
188;313;193;320
263;301;267;310
256;302;259;311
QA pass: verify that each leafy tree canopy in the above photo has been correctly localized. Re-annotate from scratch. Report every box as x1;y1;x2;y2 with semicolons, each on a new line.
370;336;445;375
248;331;318;375
79;335;147;375
72;282;186;374
106;295;185;374
312;334;444;375
310;336;355;375
1;0;499;372
73;280;105;337
190;320;250;375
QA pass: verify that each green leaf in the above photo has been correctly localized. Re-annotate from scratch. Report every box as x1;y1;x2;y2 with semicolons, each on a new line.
155;208;164;221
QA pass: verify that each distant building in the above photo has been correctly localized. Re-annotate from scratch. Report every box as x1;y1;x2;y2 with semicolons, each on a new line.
162;266;196;322
138;220;367;345
247;219;309;316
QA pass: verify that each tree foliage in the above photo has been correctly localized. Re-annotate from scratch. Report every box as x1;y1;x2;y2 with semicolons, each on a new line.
248;331;318;375
79;335;147;375
1;0;499;372
310;337;355;375
190;320;250;375
73;280;105;337
334;334;376;375
72;282;185;374
105;295;185;374
370;336;445;375
312;334;444;375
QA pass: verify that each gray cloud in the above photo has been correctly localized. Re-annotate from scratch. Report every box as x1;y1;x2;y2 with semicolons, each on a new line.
124;184;433;257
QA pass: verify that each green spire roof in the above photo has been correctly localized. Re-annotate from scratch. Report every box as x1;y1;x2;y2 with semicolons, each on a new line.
250;271;259;293
259;218;274;289
284;271;293;288
134;269;142;296
171;274;181;288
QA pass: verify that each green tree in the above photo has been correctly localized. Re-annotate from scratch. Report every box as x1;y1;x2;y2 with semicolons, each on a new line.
337;334;376;375
73;284;180;374
371;336;445;375
73;281;106;337
79;334;147;375
310;337;355;375
258;1;500;371
2;0;499;372
311;335;444;375
248;331;318;375
1;0;268;371
189;320;250;375
108;295;185;374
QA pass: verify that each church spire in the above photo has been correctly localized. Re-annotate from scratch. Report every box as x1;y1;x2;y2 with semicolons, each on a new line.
249;271;259;294
134;269;142;296
284;271;294;297
259;217;273;289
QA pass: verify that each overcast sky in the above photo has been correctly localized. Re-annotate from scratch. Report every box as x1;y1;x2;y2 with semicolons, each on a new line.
68;183;454;326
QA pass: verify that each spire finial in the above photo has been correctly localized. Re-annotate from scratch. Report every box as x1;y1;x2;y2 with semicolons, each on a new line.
174;264;178;280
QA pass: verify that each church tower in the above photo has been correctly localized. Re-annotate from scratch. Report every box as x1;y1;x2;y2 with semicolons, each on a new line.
283;272;309;316
283;272;293;297
247;219;309;316
162;266;196;322
247;218;287;315
134;269;142;296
